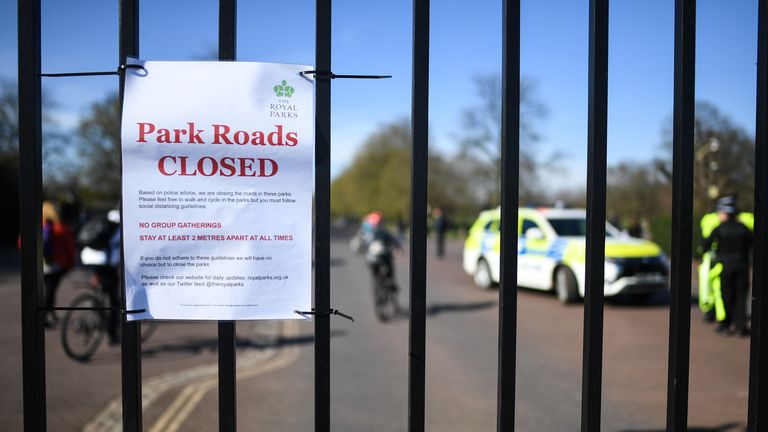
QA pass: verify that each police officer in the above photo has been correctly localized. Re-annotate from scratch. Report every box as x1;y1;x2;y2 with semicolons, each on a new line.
698;211;722;322
702;197;752;336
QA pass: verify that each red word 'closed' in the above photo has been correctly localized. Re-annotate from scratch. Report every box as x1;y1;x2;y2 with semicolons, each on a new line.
158;156;278;177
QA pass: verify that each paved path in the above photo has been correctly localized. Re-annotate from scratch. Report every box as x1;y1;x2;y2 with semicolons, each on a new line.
0;239;752;431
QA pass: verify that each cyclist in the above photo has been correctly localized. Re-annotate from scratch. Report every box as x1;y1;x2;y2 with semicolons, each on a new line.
364;214;402;320
79;209;121;344
350;211;383;254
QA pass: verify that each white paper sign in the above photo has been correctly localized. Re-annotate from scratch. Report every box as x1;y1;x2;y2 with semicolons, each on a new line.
121;60;313;320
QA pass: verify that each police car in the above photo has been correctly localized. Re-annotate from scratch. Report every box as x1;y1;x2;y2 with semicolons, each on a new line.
462;207;669;303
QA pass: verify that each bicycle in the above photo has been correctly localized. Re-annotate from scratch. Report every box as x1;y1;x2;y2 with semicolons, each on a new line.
60;268;157;362
370;258;400;322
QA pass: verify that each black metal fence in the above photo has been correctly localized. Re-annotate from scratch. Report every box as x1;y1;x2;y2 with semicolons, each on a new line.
16;0;768;431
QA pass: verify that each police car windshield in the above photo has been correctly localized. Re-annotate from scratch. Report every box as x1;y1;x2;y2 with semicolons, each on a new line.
547;218;618;237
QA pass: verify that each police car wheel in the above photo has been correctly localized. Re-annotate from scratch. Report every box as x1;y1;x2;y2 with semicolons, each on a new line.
474;259;495;290
555;267;579;304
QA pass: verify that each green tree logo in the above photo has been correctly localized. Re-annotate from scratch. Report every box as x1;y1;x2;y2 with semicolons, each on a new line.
273;80;295;98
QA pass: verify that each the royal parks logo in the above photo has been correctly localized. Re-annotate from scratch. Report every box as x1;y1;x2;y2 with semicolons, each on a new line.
270;79;299;119
273;80;295;98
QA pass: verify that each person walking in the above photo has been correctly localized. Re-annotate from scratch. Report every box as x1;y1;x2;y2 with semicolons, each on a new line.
432;207;448;258
702;197;752;336
41;200;77;327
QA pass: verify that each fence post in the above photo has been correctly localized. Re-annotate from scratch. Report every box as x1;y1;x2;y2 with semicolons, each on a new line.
665;0;696;430
217;1;238;431
748;0;768;429
497;0;520;430
409;0;429;431
17;0;47;430
314;0;332;430
581;0;609;430
118;0;143;430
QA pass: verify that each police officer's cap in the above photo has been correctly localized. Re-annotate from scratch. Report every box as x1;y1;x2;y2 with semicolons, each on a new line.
716;196;738;214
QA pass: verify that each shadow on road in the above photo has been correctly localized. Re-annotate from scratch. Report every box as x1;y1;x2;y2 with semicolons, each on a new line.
607;291;701;309
391;300;496;319
606;291;671;308
426;300;496;317
373;300;496;323
619;422;743;432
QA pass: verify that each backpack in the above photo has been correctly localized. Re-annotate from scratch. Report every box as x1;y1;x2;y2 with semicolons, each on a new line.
77;215;118;250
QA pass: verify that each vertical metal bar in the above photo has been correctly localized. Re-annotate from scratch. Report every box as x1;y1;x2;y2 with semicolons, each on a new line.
217;322;237;432
118;0;142;430
219;0;236;62
409;0;429;430
315;0;332;430
17;0;47;430
581;0;609;430
748;0;768;429
218;1;237;431
497;0;520;430
665;0;696;430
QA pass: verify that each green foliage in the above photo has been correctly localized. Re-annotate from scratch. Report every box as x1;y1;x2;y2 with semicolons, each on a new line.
331;120;411;221
428;154;480;217
607;161;669;226
648;213;672;255
331;119;484;224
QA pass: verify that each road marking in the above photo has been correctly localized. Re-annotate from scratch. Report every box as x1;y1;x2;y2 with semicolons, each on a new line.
149;323;300;432
82;321;299;432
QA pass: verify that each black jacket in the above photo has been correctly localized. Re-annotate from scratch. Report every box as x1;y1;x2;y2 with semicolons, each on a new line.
703;219;752;267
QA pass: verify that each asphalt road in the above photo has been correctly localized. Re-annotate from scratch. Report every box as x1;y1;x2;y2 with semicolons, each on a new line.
0;238;752;431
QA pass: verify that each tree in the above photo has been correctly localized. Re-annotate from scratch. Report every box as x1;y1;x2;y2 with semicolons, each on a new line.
0;80;20;244
607;161;669;220
600;101;755;253
0;79;75;243
657;101;755;216
75;93;121;202
456;74;549;205
605;160;672;251
331;119;479;224
331;120;412;221
428;152;485;217
0;80;19;155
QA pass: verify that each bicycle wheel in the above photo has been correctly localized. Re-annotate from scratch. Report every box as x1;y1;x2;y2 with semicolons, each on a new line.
60;293;106;362
386;281;400;315
372;277;387;321
375;278;398;322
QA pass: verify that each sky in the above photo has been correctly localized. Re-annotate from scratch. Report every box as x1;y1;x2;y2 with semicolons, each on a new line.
0;0;760;188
